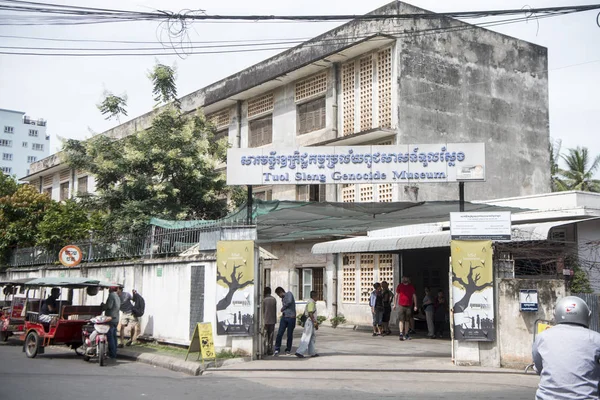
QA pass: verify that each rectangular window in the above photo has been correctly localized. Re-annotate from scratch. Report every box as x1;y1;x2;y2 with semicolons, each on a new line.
297;267;324;301
249;115;272;147
0;140;12;147
297;97;326;135
296;184;325;202
32;143;44;151
2;153;12;161
214;129;228;142
22;142;27;148
1;167;11;174
247;93;274;119
59;181;69;201
342;255;356;303
253;189;272;201
27;156;37;163
360;254;375;304
29;129;38;137
43;187;52;197
208;109;231;131
77;176;88;195
4;126;14;134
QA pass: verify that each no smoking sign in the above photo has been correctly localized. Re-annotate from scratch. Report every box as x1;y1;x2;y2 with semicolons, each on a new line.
59;245;83;267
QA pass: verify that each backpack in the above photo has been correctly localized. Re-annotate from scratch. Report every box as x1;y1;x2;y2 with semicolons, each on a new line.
132;292;145;317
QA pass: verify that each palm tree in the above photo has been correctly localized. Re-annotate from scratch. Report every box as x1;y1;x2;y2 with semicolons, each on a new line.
557;146;600;192
550;139;567;191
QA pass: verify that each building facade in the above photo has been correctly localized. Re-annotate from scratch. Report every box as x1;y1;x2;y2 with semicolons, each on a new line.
0;108;49;180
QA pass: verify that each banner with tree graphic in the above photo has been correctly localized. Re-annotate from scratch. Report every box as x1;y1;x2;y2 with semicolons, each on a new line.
451;240;495;341
216;241;255;336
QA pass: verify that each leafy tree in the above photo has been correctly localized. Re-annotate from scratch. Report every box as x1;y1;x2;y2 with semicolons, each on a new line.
36;200;96;249
0;173;18;197
97;91;128;122
0;184;51;262
570;265;593;294
549;139;567;191
63;61;230;235
557;146;600;192
148;63;179;107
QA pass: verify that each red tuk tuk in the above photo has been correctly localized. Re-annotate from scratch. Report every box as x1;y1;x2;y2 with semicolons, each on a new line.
0;278;36;341
20;277;116;361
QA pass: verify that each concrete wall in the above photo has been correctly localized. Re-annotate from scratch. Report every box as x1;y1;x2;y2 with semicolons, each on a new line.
496;278;565;368
577;220;600;292
395;3;550;202
0;255;253;354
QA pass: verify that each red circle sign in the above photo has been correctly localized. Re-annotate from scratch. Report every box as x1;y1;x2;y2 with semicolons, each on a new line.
59;245;83;267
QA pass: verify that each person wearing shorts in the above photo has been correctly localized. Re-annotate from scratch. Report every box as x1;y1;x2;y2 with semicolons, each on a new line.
370;283;384;336
394;276;417;341
381;281;394;335
117;287;138;347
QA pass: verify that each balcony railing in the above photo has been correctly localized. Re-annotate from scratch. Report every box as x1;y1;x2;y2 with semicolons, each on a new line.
23;117;47;127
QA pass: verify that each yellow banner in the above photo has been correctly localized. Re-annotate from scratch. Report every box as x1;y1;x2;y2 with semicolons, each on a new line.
216;241;255;336
186;322;216;362
451;240;495;341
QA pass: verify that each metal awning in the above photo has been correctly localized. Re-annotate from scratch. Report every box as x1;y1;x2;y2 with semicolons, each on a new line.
311;218;598;254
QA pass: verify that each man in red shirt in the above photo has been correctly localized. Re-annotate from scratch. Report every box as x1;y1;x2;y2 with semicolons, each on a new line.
394;276;418;341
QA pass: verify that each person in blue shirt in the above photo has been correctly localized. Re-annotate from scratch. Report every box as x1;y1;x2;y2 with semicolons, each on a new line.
273;286;296;356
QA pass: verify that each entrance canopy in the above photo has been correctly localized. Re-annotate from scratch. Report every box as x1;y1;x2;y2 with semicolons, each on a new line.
312;218;597;254
150;199;524;243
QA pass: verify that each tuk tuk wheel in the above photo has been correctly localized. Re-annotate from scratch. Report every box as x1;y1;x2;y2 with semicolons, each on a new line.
25;331;40;358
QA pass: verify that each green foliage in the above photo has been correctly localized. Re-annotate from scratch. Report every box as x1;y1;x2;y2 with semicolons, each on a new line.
148;63;179;107
97;92;128;122
229;186;248;209
0;174;18;197
35;200;94;249
556;146;600;192
317;315;327;325
63;107;230;235
330;314;346;328
0;184;52;262
570;265;593;294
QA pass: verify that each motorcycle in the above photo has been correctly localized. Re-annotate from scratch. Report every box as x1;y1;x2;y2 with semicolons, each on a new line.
81;315;112;366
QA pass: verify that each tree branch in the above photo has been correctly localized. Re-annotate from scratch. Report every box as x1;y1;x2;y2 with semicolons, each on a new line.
452;270;468;288
216;268;231;286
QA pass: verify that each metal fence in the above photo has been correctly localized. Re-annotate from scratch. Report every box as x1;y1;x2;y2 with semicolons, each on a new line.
7;225;230;267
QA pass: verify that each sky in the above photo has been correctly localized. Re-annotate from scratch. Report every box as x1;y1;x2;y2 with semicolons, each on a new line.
0;0;599;173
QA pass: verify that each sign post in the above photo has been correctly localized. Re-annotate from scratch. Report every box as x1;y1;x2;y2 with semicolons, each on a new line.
450;212;511;241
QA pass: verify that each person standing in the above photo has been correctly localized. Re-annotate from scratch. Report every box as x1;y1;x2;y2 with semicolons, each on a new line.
533;296;600;399
102;285;121;360
381;281;394;336
116;287;138;348
295;290;319;358
131;289;145;344
274;286;296;356
422;287;435;339
433;290;448;338
262;287;277;355
370;283;384;336
394;276;417;341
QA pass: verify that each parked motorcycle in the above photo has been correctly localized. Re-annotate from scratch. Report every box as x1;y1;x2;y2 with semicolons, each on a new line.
80;315;112;366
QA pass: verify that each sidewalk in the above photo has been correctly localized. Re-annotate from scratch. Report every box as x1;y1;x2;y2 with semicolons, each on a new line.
118;326;527;376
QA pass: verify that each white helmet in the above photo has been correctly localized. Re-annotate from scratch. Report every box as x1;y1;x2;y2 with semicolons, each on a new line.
554;296;591;327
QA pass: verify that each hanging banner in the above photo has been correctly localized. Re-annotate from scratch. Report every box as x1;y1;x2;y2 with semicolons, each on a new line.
227;143;486;185
215;241;255;336
451;240;495;341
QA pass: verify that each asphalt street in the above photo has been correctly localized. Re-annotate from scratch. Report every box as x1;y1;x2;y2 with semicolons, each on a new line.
0;341;538;400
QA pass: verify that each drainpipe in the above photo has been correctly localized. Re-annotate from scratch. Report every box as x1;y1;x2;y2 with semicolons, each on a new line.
236;100;243;148
333;253;339;318
71;167;75;199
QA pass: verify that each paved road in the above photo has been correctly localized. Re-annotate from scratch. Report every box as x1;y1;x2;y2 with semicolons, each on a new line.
0;341;538;400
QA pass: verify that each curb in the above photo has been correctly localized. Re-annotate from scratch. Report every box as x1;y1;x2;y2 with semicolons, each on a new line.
118;350;203;376
213;367;529;375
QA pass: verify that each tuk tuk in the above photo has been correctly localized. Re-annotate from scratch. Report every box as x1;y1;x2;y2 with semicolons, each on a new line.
20;277;117;360
0;278;37;341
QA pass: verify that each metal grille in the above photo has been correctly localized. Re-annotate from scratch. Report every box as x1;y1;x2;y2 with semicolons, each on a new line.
378;254;394;283
378;184;393;202
342;255;356;303
77;176;88;195
247;93;274;118
208;108;231;130
377;48;392;128
342;62;355;136
295;72;327;102
359;184;373;202
59;169;70;182
342;183;355;203
43;175;53;187
360;254;375;304
573;293;600;333
359;55;373;132
313;267;324;301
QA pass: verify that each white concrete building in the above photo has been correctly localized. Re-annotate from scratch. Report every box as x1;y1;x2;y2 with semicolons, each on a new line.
0;108;49;180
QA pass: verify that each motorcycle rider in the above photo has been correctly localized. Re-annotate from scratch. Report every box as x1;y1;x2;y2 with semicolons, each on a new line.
532;296;600;399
